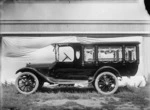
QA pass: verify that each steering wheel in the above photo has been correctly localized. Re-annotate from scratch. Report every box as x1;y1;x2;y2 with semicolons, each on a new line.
62;52;71;62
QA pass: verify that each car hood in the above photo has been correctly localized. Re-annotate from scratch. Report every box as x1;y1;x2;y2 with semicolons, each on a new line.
26;62;56;69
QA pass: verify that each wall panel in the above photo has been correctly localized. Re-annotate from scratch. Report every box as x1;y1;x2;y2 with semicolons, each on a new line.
143;37;150;79
1;21;150;34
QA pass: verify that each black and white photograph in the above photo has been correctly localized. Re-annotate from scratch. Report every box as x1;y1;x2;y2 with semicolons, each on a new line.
0;0;150;110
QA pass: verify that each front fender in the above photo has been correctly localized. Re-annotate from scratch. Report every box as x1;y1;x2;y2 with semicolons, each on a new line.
16;67;52;83
16;67;37;74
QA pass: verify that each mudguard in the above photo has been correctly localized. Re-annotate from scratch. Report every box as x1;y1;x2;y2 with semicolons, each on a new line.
16;67;53;83
92;66;121;82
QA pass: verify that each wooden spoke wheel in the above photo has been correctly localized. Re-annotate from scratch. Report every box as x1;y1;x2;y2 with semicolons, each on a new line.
94;72;118;95
15;72;39;95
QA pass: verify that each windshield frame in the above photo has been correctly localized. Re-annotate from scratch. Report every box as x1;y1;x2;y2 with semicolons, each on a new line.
53;44;59;62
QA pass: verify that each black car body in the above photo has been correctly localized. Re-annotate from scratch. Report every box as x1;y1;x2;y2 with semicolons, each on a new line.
15;42;140;95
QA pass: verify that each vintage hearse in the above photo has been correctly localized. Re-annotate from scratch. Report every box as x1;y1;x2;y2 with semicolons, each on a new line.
15;42;140;95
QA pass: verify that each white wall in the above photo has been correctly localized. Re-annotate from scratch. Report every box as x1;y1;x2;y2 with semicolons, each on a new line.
1;0;149;20
0;0;150;86
143;37;150;80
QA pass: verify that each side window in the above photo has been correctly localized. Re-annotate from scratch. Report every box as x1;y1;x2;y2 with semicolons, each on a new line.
98;46;122;62
125;46;136;62
59;46;74;62
84;47;95;62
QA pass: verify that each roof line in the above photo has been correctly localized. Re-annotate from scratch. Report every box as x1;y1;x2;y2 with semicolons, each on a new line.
1;20;150;24
53;41;140;44
1;32;150;36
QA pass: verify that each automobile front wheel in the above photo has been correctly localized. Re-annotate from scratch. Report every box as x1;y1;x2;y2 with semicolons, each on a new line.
94;72;118;95
15;72;39;95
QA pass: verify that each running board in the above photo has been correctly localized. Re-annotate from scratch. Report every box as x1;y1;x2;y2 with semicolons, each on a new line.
46;76;88;84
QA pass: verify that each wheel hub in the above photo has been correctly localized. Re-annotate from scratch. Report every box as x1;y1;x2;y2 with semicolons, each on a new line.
105;82;109;85
25;82;29;86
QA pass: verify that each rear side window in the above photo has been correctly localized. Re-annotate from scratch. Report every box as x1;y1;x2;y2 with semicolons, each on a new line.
84;47;95;62
125;46;136;62
98;46;122;62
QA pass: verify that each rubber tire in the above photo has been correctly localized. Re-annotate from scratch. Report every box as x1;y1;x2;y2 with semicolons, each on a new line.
15;72;39;95
94;72;118;95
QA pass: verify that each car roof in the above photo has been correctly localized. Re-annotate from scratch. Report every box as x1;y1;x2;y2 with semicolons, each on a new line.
52;41;140;46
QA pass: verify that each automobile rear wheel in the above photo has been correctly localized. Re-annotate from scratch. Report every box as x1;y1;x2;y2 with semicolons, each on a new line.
94;72;118;95
15;72;39;95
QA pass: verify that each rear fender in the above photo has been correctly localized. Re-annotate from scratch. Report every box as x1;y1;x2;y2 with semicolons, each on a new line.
16;67;52;83
92;66;121;82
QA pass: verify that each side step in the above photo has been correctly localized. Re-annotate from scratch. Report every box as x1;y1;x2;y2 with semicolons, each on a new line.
46;76;88;85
